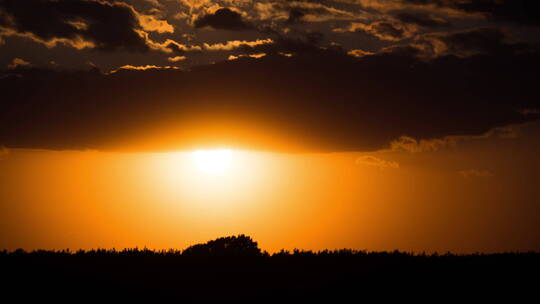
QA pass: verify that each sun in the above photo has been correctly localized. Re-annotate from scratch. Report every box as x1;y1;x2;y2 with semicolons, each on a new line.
192;149;233;174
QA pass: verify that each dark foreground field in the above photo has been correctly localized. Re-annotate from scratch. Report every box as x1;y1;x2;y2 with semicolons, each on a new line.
1;235;538;302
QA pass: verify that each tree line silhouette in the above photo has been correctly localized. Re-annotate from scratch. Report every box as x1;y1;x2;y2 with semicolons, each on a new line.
1;235;538;301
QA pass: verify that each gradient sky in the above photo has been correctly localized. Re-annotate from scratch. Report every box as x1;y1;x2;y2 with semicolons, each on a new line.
1;0;539;252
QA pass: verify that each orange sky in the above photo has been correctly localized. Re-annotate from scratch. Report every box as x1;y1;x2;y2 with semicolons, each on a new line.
2;0;540;257
1;121;539;253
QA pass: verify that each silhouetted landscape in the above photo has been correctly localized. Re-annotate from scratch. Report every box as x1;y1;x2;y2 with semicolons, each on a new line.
2;235;538;301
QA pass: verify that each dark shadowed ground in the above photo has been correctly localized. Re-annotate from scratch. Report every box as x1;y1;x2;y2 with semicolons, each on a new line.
1;235;538;302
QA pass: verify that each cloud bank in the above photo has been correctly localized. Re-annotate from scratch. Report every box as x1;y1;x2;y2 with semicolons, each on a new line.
1;46;539;152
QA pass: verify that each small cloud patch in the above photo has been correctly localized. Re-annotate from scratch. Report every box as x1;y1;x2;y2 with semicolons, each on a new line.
168;56;187;62
356;155;399;169
7;58;31;69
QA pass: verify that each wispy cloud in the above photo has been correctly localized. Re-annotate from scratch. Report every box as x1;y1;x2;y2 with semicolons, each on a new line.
356;155;399;169
7;58;31;69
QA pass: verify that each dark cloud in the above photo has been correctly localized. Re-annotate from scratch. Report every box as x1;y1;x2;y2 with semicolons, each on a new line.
417;27;531;57
395;12;448;28
282;3;353;24
455;0;540;26
335;21;413;42
286;8;306;24
0;1;539;153
194;8;252;31
399;0;540;26
368;21;408;41
436;28;516;54
1;48;539;152
0;0;149;51
227;33;327;58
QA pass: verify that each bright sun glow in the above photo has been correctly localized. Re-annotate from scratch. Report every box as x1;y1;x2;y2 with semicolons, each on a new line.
192;149;233;174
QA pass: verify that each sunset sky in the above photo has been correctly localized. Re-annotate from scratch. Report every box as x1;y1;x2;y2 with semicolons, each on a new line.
1;0;539;253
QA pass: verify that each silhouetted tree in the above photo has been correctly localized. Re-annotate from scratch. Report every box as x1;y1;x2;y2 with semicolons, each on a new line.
182;234;261;257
